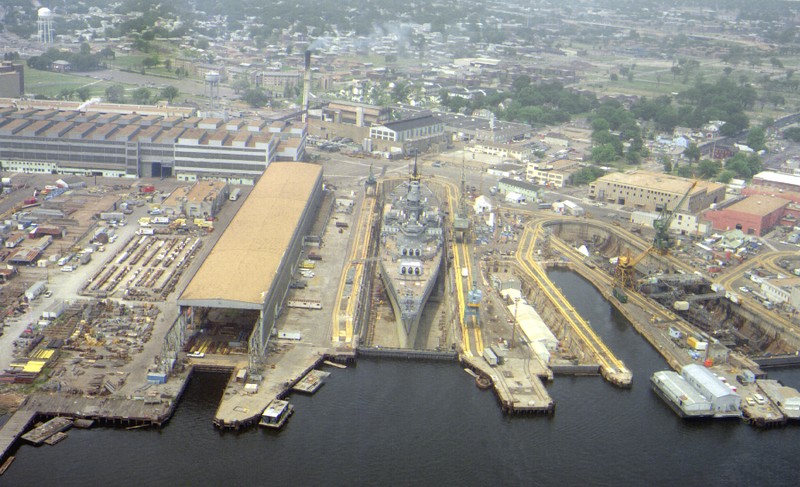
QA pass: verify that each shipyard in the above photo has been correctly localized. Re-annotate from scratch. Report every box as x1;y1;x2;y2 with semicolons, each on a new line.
4;2;800;479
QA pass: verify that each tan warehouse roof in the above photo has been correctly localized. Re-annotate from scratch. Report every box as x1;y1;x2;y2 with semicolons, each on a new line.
596;171;723;196
726;195;790;217
178;162;321;309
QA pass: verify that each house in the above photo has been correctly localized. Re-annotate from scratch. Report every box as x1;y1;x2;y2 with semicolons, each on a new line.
51;60;71;73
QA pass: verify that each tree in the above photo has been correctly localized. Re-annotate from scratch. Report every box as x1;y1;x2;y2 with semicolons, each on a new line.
160;86;179;103
105;85;125;103
592;144;619;164
683;143;701;164
141;55;160;70
76;87;92;102
746;127;766;152
717;170;736;184
660;155;673;173
572;166;605;185
242;88;269;107
232;77;251;94
676;165;694;178
697;159;722;179
131;87;151;104
100;47;115;59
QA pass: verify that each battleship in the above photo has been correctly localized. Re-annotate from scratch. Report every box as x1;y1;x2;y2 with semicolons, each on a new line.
379;162;444;348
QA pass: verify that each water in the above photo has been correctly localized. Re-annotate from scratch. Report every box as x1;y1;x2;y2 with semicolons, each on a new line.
4;270;799;486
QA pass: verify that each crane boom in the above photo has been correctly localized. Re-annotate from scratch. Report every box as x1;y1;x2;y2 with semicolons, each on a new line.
652;180;698;255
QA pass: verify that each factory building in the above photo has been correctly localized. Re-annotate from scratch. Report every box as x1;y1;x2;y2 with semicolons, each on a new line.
589;171;726;213
369;113;446;155
0;102;305;181
177;162;324;363
752;171;800;193
497;178;538;202
703;195;790;236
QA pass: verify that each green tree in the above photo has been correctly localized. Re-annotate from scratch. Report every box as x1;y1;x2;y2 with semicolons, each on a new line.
105;85;125;103
746;127;766;151
142;55;160;70
592;144;619;164
160;85;179;103
76;87;92;102
676;165;694;178
697;159;722;179
242;88;269;107
717;170;736;184
660;155;672;173
572;166;605;185
683;143;701;164
131;87;151;104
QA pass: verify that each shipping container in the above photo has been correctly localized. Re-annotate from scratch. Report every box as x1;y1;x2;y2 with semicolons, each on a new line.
483;348;498;366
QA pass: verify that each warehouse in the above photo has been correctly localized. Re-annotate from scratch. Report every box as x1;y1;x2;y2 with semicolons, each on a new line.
589;171;725;213
0;101;306;180
178;162;324;360
681;364;741;415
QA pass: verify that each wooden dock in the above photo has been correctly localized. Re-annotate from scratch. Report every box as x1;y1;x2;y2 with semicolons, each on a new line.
0;409;36;463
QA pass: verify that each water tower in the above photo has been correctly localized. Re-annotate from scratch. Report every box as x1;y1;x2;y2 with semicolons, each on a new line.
204;71;220;107
37;8;54;45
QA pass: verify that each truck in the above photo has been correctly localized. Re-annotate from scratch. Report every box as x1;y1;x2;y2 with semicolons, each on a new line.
229;188;241;201
461;268;469;278
483;348;499;366
613;287;628;303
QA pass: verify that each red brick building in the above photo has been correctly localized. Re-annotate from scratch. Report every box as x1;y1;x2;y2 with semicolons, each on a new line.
703;195;790;236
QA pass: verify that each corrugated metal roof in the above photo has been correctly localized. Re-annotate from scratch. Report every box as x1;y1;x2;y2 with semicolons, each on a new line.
178;162;321;308
682;364;735;399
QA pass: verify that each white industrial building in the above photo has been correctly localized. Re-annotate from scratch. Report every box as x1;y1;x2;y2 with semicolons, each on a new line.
631;211;710;236
651;371;712;414
681;364;741;415
473;195;492;214
507;301;558;362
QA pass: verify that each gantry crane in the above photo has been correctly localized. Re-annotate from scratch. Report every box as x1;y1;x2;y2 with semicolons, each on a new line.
614;180;698;290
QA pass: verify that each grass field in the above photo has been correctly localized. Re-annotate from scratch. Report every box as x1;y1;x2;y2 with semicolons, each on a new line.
23;69;119;98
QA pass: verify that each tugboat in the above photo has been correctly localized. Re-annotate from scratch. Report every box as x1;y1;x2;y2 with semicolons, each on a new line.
378;159;443;348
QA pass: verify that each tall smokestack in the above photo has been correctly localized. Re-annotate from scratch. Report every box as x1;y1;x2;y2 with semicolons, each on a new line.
302;50;312;123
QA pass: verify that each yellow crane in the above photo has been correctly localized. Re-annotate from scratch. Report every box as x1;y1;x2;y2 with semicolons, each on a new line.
613;179;698;292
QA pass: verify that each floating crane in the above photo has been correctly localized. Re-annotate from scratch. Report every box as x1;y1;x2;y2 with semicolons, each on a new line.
614;180;698;291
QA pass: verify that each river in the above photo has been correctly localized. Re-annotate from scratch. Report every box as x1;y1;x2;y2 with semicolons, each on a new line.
3;269;799;486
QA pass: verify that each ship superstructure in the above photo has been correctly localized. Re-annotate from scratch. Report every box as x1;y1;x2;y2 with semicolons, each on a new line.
379;163;443;348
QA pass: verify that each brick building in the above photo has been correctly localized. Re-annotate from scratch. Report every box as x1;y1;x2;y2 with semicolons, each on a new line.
703;195;790;236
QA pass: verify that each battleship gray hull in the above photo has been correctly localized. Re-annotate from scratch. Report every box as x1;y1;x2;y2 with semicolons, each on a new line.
379;175;443;349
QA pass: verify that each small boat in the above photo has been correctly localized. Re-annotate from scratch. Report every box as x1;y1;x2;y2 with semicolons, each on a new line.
0;456;15;476
259;400;294;429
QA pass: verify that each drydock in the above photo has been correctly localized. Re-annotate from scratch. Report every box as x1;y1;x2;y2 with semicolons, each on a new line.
378;162;443;349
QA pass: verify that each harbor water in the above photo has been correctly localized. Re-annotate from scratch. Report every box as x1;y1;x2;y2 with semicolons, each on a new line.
4;269;800;486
